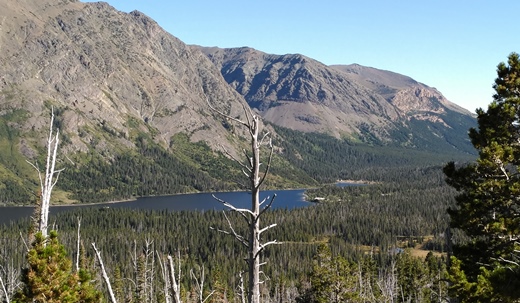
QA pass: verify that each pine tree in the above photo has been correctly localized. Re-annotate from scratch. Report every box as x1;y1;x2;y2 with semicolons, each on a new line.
301;244;359;303
444;52;520;301
14;231;102;303
446;256;495;302
395;250;427;302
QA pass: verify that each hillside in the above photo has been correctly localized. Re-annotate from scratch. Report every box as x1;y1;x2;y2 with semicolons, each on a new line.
0;0;247;150
0;0;476;205
198;46;476;152
0;0;262;204
331;64;470;117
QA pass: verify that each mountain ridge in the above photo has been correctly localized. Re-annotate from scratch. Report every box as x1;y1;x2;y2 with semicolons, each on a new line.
197;46;475;146
0;0;247;154
330;64;470;115
0;0;476;204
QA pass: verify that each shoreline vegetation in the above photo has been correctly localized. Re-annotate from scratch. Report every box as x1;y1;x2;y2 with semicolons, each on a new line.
0;197;138;208
0;180;370;208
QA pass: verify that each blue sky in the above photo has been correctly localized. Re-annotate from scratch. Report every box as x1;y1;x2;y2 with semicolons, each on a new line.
85;0;520;112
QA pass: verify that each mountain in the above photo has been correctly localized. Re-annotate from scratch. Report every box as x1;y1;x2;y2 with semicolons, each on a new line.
198;46;476;150
0;0;246;153
0;0;263;204
0;0;476;205
330;64;469;119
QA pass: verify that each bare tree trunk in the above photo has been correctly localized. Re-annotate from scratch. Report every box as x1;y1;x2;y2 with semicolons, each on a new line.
157;252;172;303
237;271;246;303
149;241;155;303
0;261;20;303
207;101;278;303
75;217;81;272
378;258;398;303
92;243;118;303
0;274;9;303
190;264;215;303
143;239;154;303
248;115;261;303
132;239;138;297
26;109;63;241
167;254;182;303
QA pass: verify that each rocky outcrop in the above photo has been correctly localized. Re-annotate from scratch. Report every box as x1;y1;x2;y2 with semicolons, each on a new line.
198;47;404;138
199;47;475;142
331;64;471;122
0;0;247;154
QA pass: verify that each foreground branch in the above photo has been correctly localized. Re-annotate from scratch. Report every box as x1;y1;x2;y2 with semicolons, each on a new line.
0;274;9;303
92;243;117;303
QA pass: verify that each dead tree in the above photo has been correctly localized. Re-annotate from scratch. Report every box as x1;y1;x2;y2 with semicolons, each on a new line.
26;108;63;241
190;264;215;303
75;217;81;272
208;101;279;303
157;252;172;303
0;273;9;303
0;257;21;303
144;239;156;303
167;253;182;303
92;243;118;303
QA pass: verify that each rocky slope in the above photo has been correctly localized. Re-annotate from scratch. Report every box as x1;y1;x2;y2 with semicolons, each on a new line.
0;0;246;155
0;0;475;152
198;46;475;145
331;64;470;123
197;47;399;137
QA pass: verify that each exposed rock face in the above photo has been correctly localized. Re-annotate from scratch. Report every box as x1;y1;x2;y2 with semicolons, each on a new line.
0;0;474;153
198;47;475;142
331;64;471;120
0;0;246;153
198;47;404;138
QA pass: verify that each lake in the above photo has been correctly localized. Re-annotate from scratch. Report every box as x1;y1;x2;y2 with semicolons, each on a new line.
0;189;312;225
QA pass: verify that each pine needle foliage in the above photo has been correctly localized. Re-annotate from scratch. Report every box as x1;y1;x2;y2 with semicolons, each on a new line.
444;52;520;302
13;230;101;303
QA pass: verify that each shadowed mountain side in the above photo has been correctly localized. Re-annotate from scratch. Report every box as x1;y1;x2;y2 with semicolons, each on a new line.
197;46;401;138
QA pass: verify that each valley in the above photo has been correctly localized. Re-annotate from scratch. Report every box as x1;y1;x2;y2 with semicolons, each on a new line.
0;0;501;302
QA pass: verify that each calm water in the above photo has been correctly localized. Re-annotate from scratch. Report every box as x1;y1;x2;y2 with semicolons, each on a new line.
0;189;311;225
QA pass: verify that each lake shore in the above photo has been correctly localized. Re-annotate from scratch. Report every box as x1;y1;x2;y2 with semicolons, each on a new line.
0;189;311;225
1;181;370;208
0;197;138;208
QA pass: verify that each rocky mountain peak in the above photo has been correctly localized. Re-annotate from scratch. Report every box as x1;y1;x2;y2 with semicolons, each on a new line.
1;0;475;155
0;0;248;154
199;46;475;143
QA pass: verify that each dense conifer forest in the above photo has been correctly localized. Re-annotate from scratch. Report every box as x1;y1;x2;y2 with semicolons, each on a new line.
0;103;482;302
0;108;475;205
0;105;481;302
0;164;458;302
0;104;480;302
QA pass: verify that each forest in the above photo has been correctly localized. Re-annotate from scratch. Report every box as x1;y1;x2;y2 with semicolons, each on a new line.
0;100;485;302
0;164;455;302
0;106;474;206
0;100;470;302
